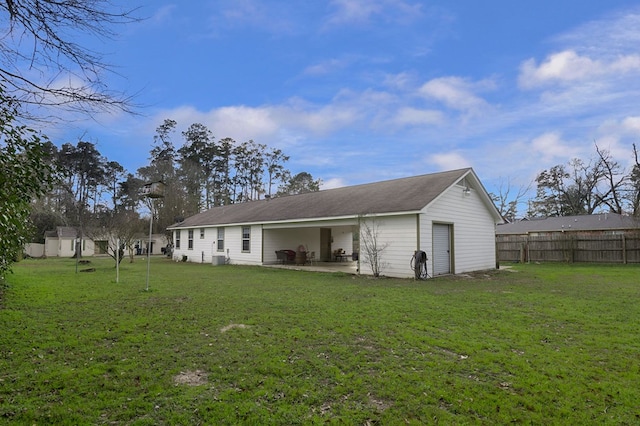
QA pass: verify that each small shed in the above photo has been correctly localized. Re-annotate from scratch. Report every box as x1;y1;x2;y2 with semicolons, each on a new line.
44;227;95;257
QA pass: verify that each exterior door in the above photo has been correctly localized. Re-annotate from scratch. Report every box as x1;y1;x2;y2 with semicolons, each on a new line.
433;223;451;275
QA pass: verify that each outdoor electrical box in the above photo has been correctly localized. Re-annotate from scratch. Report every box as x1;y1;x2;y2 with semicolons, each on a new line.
212;256;225;265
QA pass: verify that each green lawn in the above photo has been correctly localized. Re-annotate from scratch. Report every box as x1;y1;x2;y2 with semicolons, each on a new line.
1;258;639;424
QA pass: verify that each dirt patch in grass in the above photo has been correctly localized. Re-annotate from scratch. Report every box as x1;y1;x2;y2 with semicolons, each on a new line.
220;323;249;333
368;394;392;412
173;370;208;386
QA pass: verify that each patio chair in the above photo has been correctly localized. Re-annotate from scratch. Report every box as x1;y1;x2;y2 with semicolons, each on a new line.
275;250;290;264
275;249;297;264
307;251;316;265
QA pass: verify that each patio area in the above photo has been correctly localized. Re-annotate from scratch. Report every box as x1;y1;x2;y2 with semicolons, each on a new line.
264;260;359;275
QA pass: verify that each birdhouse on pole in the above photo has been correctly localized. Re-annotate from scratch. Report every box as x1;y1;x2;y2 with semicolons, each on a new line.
141;181;166;199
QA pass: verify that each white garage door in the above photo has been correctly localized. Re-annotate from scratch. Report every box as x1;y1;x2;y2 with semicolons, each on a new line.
433;224;451;275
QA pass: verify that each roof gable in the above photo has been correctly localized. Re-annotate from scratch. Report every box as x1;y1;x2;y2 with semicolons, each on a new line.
169;168;497;229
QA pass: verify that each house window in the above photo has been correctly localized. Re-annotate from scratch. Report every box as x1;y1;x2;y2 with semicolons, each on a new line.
217;228;225;252
242;227;250;252
200;228;205;239
188;229;194;250
175;230;181;249
70;240;74;250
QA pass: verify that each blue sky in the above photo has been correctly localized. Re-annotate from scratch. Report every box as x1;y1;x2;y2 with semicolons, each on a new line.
48;0;640;201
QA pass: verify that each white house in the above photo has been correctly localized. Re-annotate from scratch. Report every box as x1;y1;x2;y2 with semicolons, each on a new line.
43;226;168;257
167;168;503;278
44;227;95;257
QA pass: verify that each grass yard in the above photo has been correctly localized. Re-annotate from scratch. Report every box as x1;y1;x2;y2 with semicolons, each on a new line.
1;257;639;424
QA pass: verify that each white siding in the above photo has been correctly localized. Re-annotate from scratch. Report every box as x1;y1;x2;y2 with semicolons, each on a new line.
47;237;94;257
420;185;496;274
173;225;263;265
188;227;216;263
359;215;417;278
44;238;58;257
331;228;353;257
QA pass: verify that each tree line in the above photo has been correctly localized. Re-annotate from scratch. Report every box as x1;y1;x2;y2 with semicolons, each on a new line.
136;119;320;237
27;118;320;264
1;1;141;278
493;144;640;222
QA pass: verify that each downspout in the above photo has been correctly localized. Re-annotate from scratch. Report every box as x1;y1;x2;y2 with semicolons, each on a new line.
416;213;420;251
356;215;361;275
261;225;265;265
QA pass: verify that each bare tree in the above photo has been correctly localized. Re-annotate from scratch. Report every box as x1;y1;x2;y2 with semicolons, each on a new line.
85;209;145;265
490;177;531;222
629;143;640;216
594;144;626;214
359;215;389;277
528;157;607;217
0;0;140;118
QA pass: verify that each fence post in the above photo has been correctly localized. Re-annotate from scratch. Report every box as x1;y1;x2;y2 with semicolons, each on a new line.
622;234;627;264
571;234;576;263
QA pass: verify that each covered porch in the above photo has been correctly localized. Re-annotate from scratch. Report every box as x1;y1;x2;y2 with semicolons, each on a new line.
262;218;359;265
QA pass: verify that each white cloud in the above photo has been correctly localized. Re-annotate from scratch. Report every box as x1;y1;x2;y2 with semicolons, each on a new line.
279;104;360;135
519;51;599;89
427;152;471;170
519;49;640;89
150;5;177;25
382;71;417;90
418;76;490;112
622;116;640;133
392;107;443;126
303;57;350;76
211;0;296;35
554;9;640;55
324;0;422;27
151;100;361;150
326;0;383;25
530;132;581;162
321;177;347;189
610;54;640;73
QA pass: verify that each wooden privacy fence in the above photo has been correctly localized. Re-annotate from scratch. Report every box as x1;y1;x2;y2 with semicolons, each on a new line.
496;233;640;264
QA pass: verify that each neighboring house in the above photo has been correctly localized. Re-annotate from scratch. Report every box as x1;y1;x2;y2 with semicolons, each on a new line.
43;227;168;257
167;168;503;278
496;213;640;263
94;234;168;256
135;234;170;256
496;213;640;236
44;227;95;257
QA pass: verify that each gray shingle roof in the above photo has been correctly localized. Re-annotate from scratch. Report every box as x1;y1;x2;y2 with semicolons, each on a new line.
56;226;79;238
496;213;640;235
169;168;474;229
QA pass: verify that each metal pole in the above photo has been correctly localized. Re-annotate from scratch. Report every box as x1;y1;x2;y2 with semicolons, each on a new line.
116;237;120;283
145;200;153;291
